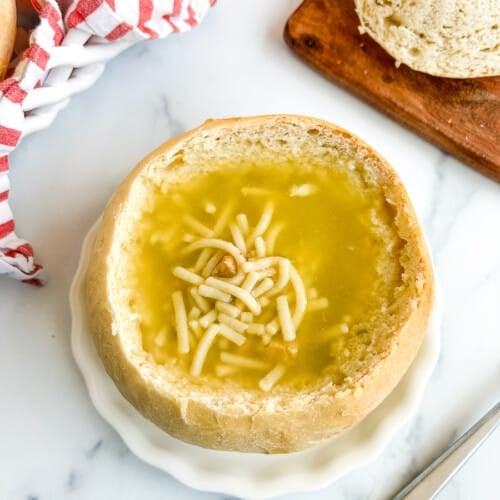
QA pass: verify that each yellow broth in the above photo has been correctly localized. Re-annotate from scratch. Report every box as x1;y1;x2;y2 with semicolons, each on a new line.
128;160;400;389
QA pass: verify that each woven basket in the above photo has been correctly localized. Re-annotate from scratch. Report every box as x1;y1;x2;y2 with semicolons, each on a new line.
0;0;213;283
12;28;132;139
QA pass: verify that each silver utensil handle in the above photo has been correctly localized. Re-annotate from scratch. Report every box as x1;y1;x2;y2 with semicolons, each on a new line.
393;401;500;500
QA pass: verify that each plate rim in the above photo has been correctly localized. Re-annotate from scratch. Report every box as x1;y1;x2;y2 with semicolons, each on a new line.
70;220;442;499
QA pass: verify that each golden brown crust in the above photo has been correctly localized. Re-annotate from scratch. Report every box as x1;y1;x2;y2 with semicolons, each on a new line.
86;115;434;453
0;0;16;81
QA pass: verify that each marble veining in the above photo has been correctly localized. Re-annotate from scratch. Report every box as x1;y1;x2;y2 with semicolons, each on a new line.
159;94;187;139
85;439;103;460
1;1;499;499
66;471;77;492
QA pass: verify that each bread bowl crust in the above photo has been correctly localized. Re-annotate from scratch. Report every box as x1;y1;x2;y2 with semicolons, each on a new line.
86;115;434;453
0;0;16;81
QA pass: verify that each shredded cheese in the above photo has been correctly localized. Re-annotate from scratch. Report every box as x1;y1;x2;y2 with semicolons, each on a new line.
182;233;196;243
308;297;329;312
213;201;234;235
242;256;280;273
258;364;286;391
172;291;190;354
268;258;290;296
188;320;203;338
189;287;210;313
222;271;245;285
215;301;240;318
173;266;203;285
229;223;247;254
247;323;266;335
167;204;321;390
241;187;273;197
191;324;219;376
218;313;248;334
201;250;225;278
236;213;249;234
256;267;276;279
252;277;274;298
206;277;261;315
289;264;307;327
204;201;216;214
220;352;271;371
289;183;317;197
265;319;279;336
259;296;270;307
241;271;260;292
199;309;218;328
246;202;274;247
265;223;283;254
198;284;231;303
241;312;253;323
183;238;245;267
218;323;247;346
277;295;296;341
255;236;266;257
215;364;240;377
182;214;214;238
194;248;214;273
188;307;201;320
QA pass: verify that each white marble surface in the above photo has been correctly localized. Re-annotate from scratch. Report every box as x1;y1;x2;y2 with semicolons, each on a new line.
1;1;499;498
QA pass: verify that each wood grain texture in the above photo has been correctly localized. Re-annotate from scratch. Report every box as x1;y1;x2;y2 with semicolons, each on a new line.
284;0;500;182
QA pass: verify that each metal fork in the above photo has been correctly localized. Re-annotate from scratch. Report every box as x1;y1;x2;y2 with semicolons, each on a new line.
393;401;500;500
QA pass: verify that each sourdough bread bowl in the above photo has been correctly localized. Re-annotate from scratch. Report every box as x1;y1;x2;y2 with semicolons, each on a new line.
354;0;500;78
0;0;16;80
86;115;434;453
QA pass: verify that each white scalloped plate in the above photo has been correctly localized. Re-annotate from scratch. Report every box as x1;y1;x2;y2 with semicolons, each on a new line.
70;221;442;499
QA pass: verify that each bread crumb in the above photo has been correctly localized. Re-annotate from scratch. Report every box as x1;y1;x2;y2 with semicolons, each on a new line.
213;254;237;278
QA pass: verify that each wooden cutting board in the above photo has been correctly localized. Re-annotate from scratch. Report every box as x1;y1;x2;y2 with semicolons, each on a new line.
284;0;500;182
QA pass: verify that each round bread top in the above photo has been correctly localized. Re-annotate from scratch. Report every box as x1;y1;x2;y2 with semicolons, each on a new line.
0;0;16;81
354;0;500;78
86;115;434;452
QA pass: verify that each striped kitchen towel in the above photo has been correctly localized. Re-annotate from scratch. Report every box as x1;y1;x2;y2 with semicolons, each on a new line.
0;0;214;285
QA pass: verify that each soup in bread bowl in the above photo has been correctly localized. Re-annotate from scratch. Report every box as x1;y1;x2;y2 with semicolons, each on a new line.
86;115;434;453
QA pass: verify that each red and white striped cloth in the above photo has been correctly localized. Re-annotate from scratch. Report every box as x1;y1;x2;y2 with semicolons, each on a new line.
0;0;214;285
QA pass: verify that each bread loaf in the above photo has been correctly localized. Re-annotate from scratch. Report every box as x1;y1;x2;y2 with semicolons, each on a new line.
86;115;434;453
354;0;500;78
0;0;16;81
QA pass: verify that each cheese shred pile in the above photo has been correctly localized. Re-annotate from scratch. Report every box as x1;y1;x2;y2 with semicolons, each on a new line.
168;192;328;391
